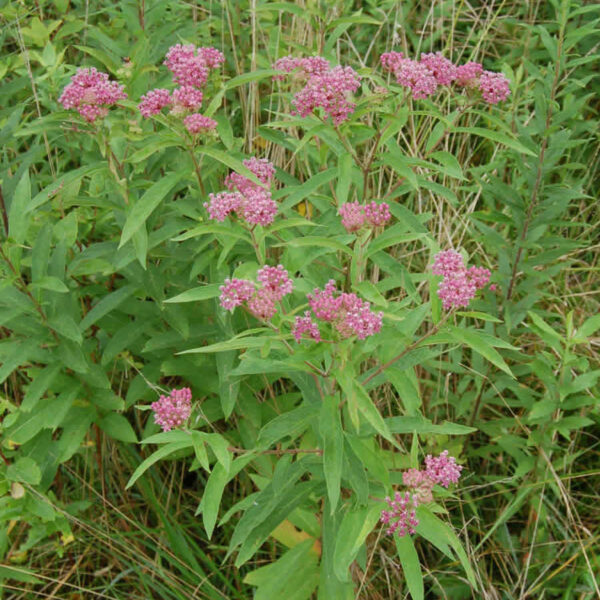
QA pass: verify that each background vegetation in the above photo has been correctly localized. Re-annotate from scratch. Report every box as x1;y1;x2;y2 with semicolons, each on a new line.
0;0;599;598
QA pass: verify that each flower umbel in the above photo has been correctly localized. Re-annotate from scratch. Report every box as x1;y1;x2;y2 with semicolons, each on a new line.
380;491;420;537
59;67;127;122
151;387;192;432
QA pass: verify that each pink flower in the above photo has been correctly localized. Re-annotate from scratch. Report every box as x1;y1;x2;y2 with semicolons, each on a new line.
203;191;243;222
219;278;255;310
307;280;383;340
164;44;209;87
402;469;435;504
364;201;391;227
256;265;293;300
247;289;277;321
238;188;278;226
380;491;419;537
226;157;275;194
339;202;366;233
151;387;192;432
467;266;491;290
431;250;492;309
184;113;217;134
380;51;405;73
292;311;321;342
272;55;330;80
431;250;465;278
59;67;126;122
339;201;391;233
419;52;457;86
479;71;510;104
455;61;483;87
394;59;438;99
138;88;172;117
437;271;477;309
171;85;203;113
292;65;361;126
425;450;463;488
197;46;225;69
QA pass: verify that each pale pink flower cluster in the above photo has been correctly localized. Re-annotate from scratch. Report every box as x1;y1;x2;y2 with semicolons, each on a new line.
424;450;464;488
272;55;330;80
59;67;127;122
139;44;223;128
184;113;217;134
164;44;225;87
151;387;192;432
431;250;491;310
273;56;361;125
380;51;510;103
339;201;391;233
292;311;321;343
382;451;464;538
478;71;511;104
219;265;293;321
292;66;361;125
138;88;172;117
380;491;419;537
306;280;383;340
205;157;278;226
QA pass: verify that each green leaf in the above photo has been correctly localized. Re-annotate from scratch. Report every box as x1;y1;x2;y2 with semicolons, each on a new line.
80;284;136;330
258;403;319;448
333;504;382;581
281;168;337;210
225;69;280;89
199;147;264;186
119;172;183;248
386;416;476;435
336;153;353;204
453;126;536;157
126;441;192;489
320;396;344;513
164;284;221;303
203;433;232;474
9;170;31;244
31;276;69;293
179;334;279;355
22;363;61;412
448;326;514;378
48;313;82;344
395;535;424;600
7;457;41;485
98;413;138;443
281;236;353;255
200;463;229;538
0;565;43;584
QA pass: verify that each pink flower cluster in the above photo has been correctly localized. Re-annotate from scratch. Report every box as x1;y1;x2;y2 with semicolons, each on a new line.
272;55;330;80
292;311;321;343
219;265;293;321
138;44;224;133
151;387;192;432
431;250;491;310
338;201;391;233
59;67;127;122
183;113;217;134
305;280;383;340
273;56;361;125
380;51;510;104
381;451;464;538
380;491;419;537
204;157;278;226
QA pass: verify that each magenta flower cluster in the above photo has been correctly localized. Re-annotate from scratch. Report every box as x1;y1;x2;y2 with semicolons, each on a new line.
59;67;127;122
380;51;510;104
151;387;192;432
339;201;391;233
273;56;361;125
381;451;464;538
138;44;224;135
204;157;277;226
219;265;293;321
431;250;491;310
303;280;383;341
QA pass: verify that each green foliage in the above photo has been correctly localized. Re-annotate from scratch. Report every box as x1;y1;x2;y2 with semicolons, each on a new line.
0;0;598;598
